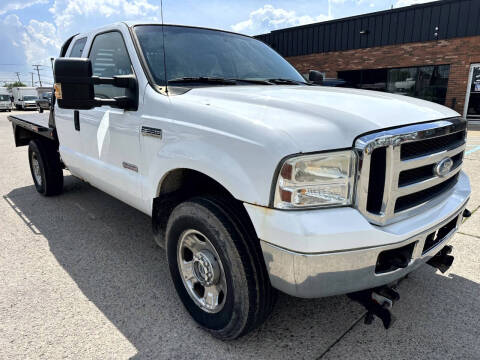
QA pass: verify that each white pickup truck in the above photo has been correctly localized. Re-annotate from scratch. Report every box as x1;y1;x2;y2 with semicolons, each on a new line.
9;22;471;339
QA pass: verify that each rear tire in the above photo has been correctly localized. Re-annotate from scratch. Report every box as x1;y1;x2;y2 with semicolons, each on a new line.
166;195;276;340
28;139;63;196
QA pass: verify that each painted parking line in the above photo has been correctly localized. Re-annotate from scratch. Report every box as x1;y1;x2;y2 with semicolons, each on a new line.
465;145;480;155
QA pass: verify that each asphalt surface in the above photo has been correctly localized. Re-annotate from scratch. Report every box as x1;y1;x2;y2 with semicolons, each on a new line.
1;110;479;359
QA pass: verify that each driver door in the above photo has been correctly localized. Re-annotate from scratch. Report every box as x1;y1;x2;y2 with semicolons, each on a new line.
79;30;143;209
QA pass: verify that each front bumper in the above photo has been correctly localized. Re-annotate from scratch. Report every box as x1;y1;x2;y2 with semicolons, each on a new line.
244;171;470;298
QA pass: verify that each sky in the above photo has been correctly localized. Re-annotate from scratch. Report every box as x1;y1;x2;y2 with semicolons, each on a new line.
0;0;437;87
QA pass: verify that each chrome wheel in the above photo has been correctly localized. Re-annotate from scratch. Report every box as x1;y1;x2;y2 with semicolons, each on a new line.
177;229;227;313
31;153;42;186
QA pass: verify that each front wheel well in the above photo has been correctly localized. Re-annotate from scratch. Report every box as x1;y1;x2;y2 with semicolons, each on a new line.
152;169;247;248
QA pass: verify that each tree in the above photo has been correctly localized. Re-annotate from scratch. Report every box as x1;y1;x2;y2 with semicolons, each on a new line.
5;81;27;90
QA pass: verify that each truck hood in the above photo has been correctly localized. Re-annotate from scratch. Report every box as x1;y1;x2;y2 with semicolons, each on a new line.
181;85;459;152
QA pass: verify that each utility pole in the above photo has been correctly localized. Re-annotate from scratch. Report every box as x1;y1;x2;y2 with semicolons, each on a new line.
29;72;34;87
15;72;21;82
32;65;43;87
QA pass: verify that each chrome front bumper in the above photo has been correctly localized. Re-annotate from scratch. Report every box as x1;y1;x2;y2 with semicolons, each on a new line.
246;171;471;298
261;203;467;298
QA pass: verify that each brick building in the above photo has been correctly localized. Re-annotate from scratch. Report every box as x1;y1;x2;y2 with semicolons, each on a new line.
255;0;480;121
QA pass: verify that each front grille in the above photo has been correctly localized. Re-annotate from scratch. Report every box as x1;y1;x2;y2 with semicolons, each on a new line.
366;148;386;214
400;131;465;159
395;173;459;212
355;117;466;225
398;151;463;187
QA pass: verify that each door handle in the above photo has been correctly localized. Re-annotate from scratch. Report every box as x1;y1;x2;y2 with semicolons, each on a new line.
74;110;80;131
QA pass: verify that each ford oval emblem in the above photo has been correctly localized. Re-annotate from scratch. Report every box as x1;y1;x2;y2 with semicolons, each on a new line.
434;157;453;177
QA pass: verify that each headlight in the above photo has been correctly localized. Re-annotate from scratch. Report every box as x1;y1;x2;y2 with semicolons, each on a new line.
273;150;356;209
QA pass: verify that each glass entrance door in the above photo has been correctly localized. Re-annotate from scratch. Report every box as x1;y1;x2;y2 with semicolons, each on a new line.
464;64;480;119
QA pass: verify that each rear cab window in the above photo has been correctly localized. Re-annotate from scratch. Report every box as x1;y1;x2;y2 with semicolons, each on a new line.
69;37;87;58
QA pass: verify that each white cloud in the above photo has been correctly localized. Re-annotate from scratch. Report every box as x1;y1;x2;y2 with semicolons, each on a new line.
395;0;437;7
0;0;160;84
23;20;61;66
49;0;159;31
0;0;48;15
231;4;332;35
0;14;59;70
3;13;22;27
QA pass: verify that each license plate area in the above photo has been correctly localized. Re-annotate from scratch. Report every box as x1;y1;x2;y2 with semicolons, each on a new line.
422;215;459;254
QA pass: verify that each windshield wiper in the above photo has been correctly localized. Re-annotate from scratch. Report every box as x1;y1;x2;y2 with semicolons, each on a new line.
227;78;273;85
168;77;274;86
167;77;307;86
266;78;309;85
168;77;237;85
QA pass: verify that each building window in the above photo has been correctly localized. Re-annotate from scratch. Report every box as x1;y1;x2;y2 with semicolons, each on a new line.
338;65;450;105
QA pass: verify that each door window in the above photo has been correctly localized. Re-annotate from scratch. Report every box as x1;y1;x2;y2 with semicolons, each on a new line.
88;32;133;99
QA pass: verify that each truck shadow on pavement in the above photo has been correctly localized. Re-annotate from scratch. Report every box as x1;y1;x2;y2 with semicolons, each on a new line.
4;176;480;359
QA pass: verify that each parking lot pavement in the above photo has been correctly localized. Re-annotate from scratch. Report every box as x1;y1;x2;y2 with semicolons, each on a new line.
1;110;479;359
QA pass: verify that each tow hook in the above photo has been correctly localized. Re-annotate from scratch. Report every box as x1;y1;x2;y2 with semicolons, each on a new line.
347;285;400;329
463;209;472;218
427;245;454;273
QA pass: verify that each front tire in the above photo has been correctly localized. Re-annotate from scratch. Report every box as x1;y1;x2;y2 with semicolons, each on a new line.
166;196;276;340
28;139;63;196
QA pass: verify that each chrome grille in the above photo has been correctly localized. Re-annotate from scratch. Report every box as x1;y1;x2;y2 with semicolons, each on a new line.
355;117;466;226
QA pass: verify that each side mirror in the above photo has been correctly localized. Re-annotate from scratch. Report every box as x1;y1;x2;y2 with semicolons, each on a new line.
308;70;324;85
54;58;94;110
54;57;138;110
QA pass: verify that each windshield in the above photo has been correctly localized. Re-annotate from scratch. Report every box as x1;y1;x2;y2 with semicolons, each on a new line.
134;25;306;86
0;95;9;101
23;95;37;101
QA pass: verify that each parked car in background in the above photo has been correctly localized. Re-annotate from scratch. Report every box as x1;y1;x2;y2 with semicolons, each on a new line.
0;92;11;112
36;92;52;113
12;87;38;110
322;78;349;87
305;71;349;87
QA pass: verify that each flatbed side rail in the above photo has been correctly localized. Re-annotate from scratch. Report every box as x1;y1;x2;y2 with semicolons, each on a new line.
8;115;57;147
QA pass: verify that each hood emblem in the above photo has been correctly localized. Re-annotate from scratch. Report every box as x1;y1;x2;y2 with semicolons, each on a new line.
434;157;453;177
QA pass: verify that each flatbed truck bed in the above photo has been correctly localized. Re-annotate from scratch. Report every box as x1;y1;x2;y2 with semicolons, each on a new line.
8;112;57;145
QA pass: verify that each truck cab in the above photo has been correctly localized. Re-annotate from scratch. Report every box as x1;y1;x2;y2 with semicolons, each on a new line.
9;22;471;340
